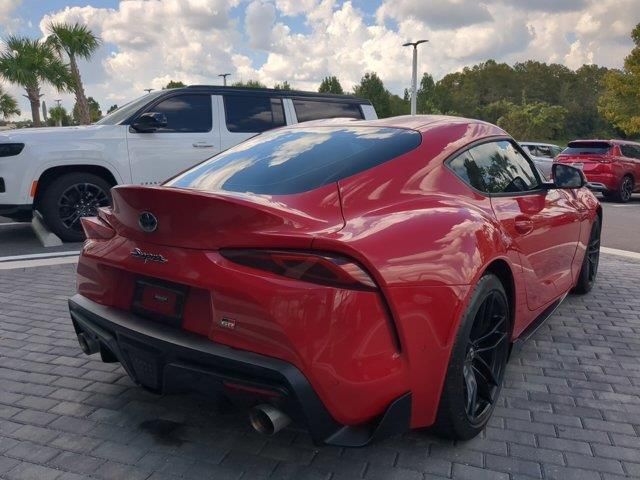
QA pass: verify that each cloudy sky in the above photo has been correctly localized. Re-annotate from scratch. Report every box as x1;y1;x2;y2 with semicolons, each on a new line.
1;0;639;120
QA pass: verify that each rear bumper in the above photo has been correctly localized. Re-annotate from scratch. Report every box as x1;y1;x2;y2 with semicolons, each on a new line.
68;294;411;446
582;172;618;191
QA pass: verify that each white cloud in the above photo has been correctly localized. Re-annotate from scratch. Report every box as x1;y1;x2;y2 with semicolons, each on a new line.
0;0;22;31
376;0;493;30
3;0;640;121
275;0;320;16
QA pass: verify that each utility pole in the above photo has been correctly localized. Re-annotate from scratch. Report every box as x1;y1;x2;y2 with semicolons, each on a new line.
218;73;231;86
402;40;428;116
54;99;62;127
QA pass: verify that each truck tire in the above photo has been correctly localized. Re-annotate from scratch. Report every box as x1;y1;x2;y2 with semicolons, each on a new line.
39;172;112;242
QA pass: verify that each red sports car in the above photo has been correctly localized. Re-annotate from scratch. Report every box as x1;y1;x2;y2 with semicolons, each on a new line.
69;116;601;445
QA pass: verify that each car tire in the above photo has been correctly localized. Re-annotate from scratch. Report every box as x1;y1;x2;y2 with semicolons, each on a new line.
39;173;112;242
611;175;634;203
433;274;511;440
572;216;601;295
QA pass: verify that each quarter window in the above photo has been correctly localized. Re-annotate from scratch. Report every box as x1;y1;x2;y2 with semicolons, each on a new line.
293;100;363;122
224;96;285;133
620;144;640;159
449;141;541;194
147;94;212;133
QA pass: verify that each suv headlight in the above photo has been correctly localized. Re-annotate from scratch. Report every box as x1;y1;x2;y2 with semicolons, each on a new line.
0;143;25;157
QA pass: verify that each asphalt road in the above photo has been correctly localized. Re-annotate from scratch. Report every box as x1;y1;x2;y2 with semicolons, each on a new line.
599;195;640;253
1;193;639;258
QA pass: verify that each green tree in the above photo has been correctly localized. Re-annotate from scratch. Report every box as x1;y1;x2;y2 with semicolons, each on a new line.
353;72;391;117
497;102;568;140
232;79;266;88
416;73;437;114
318;76;344;94
599;23;640;136
163;80;186;89
274;81;291;90
73;96;101;123
480;99;515;124
48;105;71;126
0;86;20;118
47;22;100;125
107;104;118;114
0;36;71;127
389;93;409;116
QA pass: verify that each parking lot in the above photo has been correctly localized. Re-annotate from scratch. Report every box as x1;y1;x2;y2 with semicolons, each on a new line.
0;251;638;479
1;195;639;480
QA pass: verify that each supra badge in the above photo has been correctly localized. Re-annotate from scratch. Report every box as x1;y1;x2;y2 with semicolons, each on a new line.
130;248;168;264
138;211;158;232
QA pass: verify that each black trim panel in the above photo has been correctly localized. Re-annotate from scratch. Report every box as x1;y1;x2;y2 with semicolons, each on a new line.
0;204;32;221
68;294;411;446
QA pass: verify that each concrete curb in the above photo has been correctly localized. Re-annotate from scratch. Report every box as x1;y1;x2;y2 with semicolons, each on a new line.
31;211;63;247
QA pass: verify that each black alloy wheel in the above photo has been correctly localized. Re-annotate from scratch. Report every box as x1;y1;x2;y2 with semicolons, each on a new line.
573;216;601;294
434;274;511;440
39;172;113;242
58;182;110;232
463;291;509;424
619;176;634;203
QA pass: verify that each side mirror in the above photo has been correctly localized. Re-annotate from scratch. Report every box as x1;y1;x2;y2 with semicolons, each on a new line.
551;163;586;189
131;112;167;133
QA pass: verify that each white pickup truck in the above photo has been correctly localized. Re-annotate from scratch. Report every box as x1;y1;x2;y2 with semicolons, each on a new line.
0;86;377;241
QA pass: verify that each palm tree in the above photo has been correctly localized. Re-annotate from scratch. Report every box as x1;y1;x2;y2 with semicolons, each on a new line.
0;36;70;126
0;85;20;119
47;22;100;125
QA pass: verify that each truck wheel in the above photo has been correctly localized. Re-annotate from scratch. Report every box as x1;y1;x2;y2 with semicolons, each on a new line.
39;173;112;242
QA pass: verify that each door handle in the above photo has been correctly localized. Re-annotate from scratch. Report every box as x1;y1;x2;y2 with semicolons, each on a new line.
192;142;214;148
514;216;534;235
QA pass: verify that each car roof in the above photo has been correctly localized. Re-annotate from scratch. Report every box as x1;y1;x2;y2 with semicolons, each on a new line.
180;85;370;104
519;142;560;147
568;139;640;146
286;114;507;136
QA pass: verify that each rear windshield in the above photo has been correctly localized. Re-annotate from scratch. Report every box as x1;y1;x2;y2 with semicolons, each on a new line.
167;126;421;195
561;141;611;156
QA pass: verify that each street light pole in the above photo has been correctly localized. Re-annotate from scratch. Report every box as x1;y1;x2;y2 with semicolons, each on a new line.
143;88;153;94
402;40;428;116
54;99;62;127
218;73;231;86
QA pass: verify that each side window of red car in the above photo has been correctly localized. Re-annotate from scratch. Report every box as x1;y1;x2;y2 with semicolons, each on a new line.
620;144;640;159
449;141;542;194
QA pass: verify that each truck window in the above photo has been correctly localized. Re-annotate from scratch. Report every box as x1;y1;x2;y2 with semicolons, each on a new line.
224;96;285;133
150;94;212;133
293;100;363;122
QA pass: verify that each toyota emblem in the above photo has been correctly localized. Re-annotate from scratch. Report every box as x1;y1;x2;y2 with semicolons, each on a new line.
138;211;158;232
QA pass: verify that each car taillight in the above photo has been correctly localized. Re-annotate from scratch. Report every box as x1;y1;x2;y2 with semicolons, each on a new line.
80;216;115;240
220;249;378;291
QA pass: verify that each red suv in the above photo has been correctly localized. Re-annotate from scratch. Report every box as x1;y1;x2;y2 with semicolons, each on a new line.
556;140;640;202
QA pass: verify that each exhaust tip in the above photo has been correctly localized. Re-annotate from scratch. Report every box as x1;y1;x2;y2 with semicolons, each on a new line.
77;332;100;355
249;404;291;436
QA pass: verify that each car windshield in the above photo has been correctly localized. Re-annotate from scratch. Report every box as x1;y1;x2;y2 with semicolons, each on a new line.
96;91;165;125
562;141;611;155
167;126;421;195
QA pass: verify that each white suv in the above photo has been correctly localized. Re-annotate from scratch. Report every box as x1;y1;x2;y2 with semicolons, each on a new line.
0;86;377;241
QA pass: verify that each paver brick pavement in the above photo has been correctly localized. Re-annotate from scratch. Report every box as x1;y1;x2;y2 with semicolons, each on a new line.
0;256;639;479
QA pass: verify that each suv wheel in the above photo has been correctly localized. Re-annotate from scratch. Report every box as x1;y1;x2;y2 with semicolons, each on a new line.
39;173;112;242
433;274;511;440
614;175;634;203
